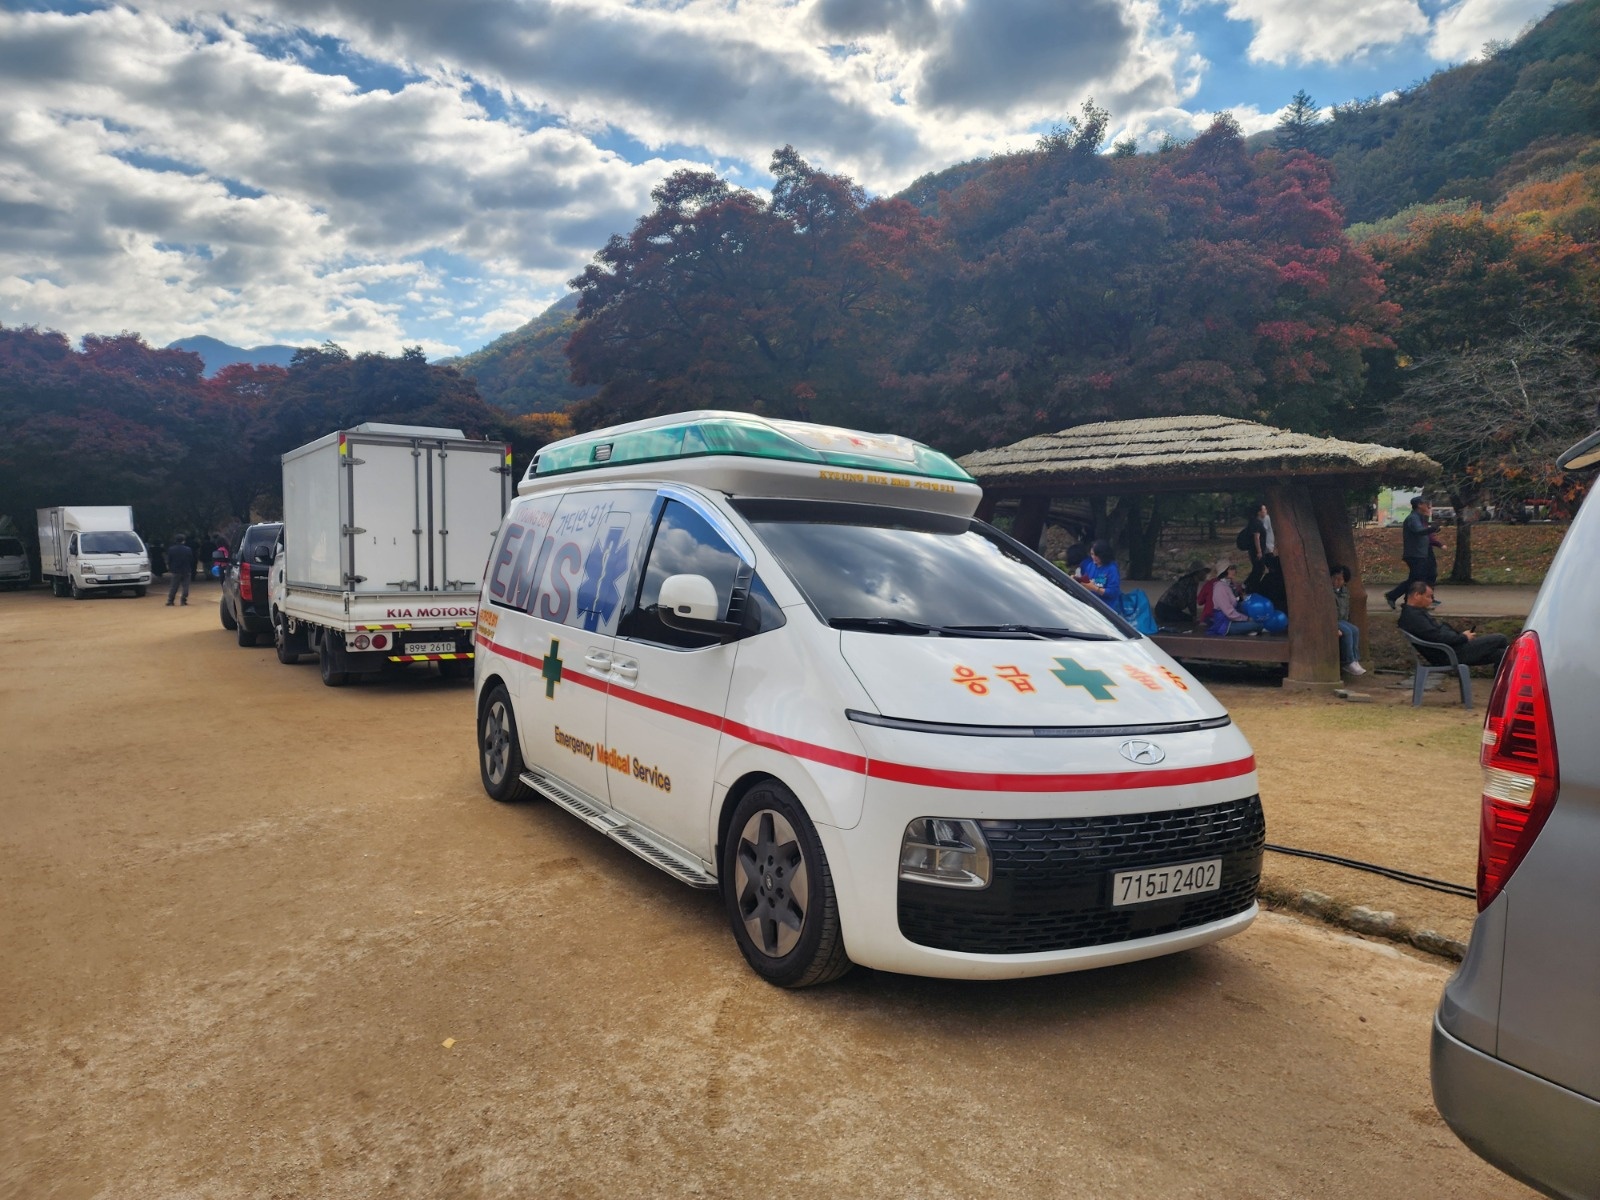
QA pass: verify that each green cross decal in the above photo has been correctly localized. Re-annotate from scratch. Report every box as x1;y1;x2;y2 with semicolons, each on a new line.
539;638;565;699
1050;657;1118;701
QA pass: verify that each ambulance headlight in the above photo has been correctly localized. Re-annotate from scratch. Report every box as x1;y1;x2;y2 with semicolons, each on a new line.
899;818;991;889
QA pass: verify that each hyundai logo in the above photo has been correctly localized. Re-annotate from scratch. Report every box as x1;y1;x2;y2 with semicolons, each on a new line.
1119;739;1166;766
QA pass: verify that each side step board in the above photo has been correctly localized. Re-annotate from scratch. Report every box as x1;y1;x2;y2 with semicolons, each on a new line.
520;769;717;890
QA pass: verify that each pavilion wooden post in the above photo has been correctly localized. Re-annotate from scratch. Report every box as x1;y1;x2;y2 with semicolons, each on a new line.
974;493;999;523
1311;486;1366;657
1011;495;1050;552
1265;483;1341;687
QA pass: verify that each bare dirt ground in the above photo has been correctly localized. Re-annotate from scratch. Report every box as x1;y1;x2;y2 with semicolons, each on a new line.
0;587;1532;1199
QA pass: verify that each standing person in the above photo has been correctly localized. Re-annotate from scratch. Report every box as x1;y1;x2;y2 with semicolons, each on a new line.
1398;582;1507;668
1078;540;1123;611
165;535;194;606
1205;562;1262;636
1330;564;1365;676
1239;501;1276;592
1384;496;1442;609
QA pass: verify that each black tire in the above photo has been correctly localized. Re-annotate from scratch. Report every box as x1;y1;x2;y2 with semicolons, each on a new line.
721;782;851;988
478;684;534;802
51;578;67;598
69;578;85;600
318;635;350;687
236;621;258;647
438;658;474;681
275;615;307;665
219;595;237;630
133;587;147;597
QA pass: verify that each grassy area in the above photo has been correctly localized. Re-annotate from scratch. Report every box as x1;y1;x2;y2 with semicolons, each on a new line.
1134;520;1566;587
1353;522;1567;587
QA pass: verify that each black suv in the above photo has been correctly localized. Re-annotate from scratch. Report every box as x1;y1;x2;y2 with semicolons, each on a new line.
220;522;282;646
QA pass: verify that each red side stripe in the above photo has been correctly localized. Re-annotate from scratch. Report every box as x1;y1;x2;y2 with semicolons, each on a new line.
866;756;1256;793
476;636;1254;793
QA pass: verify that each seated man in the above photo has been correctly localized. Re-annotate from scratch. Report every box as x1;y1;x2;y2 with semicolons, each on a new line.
1155;560;1209;625
1398;581;1508;668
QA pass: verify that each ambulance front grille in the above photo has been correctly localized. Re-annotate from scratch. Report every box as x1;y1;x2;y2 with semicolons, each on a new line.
897;795;1264;955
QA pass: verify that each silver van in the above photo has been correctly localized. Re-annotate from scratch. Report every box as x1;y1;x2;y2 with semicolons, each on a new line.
1431;429;1600;1198
0;535;29;588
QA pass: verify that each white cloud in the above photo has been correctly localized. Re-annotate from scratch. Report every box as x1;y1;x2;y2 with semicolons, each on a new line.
1112;102;1282;149
1428;0;1552;61
1207;0;1429;64
0;6;696;351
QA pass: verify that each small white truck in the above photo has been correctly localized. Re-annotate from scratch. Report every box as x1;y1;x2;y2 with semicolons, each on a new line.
36;506;151;598
271;423;512;686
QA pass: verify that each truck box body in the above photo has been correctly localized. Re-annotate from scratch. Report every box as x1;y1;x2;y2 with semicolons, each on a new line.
276;424;512;683
36;506;150;598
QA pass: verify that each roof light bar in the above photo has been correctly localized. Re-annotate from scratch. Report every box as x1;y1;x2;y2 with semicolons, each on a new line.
530;411;972;484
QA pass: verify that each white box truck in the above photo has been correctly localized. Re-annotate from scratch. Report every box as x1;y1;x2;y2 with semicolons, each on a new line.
272;423;512;686
36;506;151;598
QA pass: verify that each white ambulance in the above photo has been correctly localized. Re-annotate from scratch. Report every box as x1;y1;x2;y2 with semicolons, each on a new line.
474;412;1264;986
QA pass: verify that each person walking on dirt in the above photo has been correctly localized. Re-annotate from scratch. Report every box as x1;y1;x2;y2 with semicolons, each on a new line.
1398;582;1507;668
1385;496;1442;609
165;535;195;606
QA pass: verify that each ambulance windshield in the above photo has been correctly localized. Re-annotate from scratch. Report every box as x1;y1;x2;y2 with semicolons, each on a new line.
738;501;1127;640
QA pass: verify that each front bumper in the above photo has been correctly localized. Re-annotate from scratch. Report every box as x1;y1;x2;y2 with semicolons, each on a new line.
817;789;1263;980
1431;1014;1600;1198
898;796;1264;956
83;573;151;588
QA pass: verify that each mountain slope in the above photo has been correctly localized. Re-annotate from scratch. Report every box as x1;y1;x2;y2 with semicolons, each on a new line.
1318;0;1600;223
448;293;595;414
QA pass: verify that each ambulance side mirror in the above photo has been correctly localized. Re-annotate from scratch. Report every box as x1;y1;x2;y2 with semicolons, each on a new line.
656;574;741;642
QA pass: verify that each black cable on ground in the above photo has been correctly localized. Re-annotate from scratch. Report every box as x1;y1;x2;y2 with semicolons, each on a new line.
1264;844;1476;899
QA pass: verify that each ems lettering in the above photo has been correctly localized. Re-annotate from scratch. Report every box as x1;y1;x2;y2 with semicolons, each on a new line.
489;523;525;600
538;543;582;622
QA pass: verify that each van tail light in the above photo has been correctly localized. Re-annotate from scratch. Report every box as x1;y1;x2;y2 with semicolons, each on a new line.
1477;631;1559;911
238;566;253;601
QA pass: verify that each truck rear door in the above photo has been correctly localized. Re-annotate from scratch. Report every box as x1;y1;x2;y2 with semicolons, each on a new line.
347;437;428;591
435;443;508;592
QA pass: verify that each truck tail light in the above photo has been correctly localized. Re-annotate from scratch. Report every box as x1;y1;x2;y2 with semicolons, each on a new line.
238;566;253;601
1477;631;1559;911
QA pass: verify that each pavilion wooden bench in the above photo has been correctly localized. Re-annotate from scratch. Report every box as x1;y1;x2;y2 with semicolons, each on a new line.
1150;631;1292;665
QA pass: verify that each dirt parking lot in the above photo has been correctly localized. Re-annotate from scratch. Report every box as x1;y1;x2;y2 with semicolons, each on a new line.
0;587;1530;1198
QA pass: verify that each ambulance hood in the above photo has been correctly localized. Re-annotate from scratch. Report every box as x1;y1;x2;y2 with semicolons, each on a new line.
838;633;1228;728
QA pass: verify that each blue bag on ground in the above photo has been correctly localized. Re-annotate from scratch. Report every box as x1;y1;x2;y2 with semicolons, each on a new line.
1119;589;1158;635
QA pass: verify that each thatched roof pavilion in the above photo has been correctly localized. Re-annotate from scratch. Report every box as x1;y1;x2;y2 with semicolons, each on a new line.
959;415;1443;689
959;415;1440;496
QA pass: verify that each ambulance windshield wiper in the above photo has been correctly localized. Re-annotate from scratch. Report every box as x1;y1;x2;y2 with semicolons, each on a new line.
941;623;1115;641
829;618;1113;641
828;616;941;635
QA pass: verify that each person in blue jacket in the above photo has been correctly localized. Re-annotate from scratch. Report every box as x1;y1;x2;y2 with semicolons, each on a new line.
1079;539;1123;612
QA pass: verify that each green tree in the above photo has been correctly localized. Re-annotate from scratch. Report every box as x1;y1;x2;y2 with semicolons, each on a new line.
1276;90;1322;154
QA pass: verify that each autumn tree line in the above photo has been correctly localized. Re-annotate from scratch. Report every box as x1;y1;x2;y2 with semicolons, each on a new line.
2;0;1597;581
0;336;567;551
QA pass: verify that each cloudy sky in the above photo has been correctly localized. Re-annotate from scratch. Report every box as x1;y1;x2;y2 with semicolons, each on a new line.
0;0;1561;359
